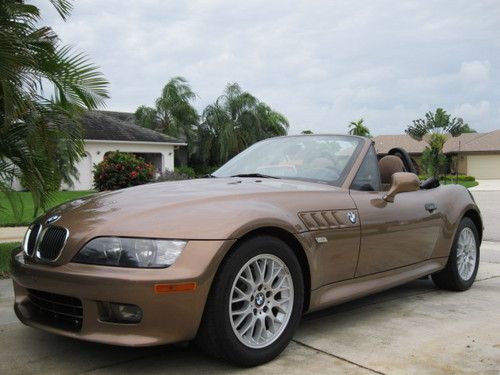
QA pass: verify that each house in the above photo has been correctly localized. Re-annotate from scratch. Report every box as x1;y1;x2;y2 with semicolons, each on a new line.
374;130;500;179
5;111;186;191
66;111;186;190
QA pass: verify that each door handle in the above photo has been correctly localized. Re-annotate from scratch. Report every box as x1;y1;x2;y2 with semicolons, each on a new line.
425;203;437;213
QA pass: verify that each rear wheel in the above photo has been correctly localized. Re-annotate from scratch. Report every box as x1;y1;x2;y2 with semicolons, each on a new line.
196;235;304;366
432;217;480;291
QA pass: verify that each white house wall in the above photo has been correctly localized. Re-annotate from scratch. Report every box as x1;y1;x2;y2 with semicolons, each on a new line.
68;140;177;191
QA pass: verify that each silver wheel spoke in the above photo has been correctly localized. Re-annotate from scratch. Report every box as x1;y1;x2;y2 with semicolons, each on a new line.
233;310;252;327
265;315;276;334
229;253;294;349
232;286;249;301
253;317;264;342
241;315;256;336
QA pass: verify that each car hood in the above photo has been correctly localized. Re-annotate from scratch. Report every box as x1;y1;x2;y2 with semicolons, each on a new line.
37;178;356;260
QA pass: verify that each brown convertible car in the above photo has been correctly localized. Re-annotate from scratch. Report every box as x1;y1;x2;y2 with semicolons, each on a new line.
11;135;482;366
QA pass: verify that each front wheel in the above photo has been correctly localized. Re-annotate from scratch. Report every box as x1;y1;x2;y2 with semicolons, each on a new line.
196;235;304;366
432;217;480;291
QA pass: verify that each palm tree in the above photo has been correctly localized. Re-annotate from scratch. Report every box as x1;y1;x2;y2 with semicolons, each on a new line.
0;0;109;216
461;124;476;133
135;77;199;152
348;118;371;137
406;108;470;178
255;102;289;138
196;83;289;165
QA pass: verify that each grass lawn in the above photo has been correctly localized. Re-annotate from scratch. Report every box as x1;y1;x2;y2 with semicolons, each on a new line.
0;242;20;277
440;179;479;189
0;191;95;226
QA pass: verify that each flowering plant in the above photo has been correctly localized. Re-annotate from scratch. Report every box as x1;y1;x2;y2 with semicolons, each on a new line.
93;151;154;191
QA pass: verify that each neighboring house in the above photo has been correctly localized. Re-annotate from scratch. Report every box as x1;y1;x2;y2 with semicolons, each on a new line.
68;111;186;190
374;130;500;179
7;111;186;191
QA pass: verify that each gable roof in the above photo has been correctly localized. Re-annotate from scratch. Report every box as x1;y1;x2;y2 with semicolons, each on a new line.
374;130;500;155
443;130;500;153
374;134;427;154
81;111;185;144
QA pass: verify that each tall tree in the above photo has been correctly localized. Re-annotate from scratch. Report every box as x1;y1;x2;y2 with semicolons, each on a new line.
135;77;199;153
406;108;470;178
0;0;109;216
196;83;289;165
348;118;371;137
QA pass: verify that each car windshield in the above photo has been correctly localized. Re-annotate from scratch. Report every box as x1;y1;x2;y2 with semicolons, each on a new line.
213;135;362;186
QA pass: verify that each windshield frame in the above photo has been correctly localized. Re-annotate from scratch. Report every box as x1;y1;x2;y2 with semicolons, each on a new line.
212;134;365;187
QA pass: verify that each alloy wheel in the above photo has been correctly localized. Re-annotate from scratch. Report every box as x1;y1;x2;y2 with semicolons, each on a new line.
229;254;294;349
456;227;477;281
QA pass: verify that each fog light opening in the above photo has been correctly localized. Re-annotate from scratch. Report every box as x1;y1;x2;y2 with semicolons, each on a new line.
100;302;143;324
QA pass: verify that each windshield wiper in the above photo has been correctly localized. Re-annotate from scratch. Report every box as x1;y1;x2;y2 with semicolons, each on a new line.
230;173;280;179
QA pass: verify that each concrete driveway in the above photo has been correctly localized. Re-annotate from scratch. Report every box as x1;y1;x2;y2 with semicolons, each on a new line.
0;192;499;374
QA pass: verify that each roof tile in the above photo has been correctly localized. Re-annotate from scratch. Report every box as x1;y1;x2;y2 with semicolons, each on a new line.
81;111;185;144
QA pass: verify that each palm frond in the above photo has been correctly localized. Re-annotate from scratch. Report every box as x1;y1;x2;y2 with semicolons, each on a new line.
49;0;73;21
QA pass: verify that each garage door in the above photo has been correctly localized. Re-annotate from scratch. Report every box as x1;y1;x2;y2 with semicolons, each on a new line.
467;154;500;179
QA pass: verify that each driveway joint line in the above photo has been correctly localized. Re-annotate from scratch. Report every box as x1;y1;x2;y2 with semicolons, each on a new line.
292;338;386;375
78;352;160;374
476;275;500;282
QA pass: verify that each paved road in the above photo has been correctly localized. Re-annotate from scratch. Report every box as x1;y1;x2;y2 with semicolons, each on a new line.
0;226;27;244
0;191;499;374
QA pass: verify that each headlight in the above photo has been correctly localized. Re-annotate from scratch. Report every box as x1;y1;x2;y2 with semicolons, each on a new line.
72;237;187;268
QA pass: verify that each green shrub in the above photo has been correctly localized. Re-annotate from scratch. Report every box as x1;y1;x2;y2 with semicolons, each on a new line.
156;170;192;181
419;174;476;182
175;166;196;178
458;175;475;182
192;164;220;177
441;175;476;182
93;151;154;191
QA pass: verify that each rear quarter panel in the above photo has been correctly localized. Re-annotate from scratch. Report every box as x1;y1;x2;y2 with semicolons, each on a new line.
429;184;482;259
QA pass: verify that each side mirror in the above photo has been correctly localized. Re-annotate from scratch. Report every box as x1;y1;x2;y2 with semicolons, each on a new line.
383;172;420;202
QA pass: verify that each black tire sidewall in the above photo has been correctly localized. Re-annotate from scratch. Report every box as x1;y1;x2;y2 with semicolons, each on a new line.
209;235;304;366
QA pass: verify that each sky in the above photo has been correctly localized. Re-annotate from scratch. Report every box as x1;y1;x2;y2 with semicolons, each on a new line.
39;0;500;135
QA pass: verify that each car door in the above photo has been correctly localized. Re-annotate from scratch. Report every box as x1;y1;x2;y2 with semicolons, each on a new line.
349;146;443;277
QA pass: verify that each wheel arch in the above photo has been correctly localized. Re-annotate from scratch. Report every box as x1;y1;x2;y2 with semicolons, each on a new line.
463;208;483;244
230;226;311;313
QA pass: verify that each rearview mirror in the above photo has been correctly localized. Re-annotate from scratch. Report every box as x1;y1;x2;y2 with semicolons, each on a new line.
383;172;420;202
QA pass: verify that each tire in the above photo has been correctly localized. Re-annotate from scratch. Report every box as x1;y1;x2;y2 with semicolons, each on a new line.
432;217;480;291
196;235;304;366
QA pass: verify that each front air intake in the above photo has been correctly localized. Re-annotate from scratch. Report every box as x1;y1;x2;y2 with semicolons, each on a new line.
27;289;83;332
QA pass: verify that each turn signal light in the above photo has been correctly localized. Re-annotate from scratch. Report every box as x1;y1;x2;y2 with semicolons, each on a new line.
154;282;197;294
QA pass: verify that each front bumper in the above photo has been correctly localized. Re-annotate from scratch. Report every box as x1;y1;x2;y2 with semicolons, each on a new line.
11;239;235;347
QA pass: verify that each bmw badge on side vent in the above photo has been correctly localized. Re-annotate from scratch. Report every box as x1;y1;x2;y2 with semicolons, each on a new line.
347;211;357;224
46;214;61;225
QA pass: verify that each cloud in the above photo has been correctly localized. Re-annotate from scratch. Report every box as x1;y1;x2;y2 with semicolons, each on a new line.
454;101;491;122
38;0;499;135
460;60;491;86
